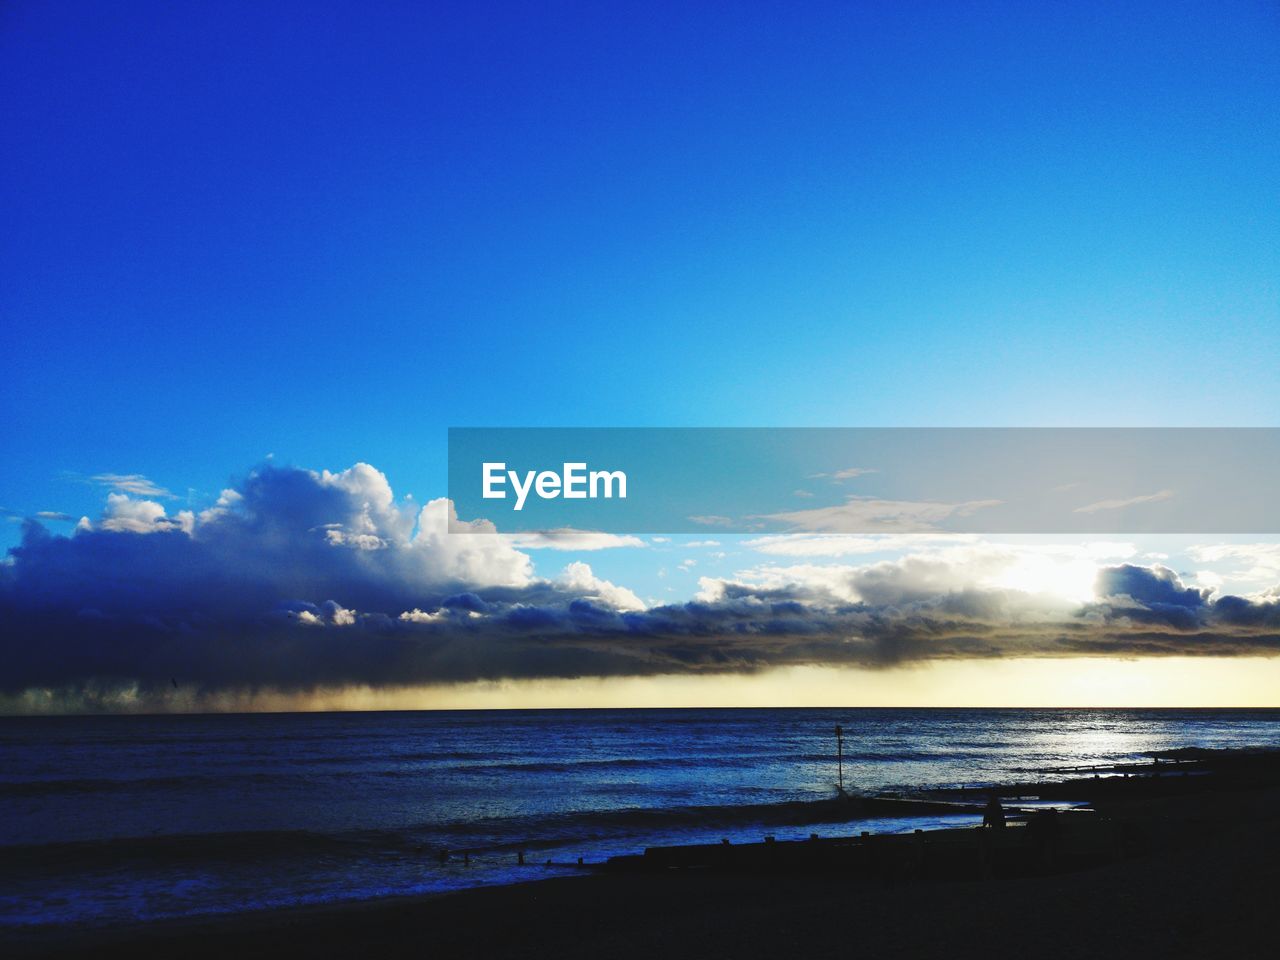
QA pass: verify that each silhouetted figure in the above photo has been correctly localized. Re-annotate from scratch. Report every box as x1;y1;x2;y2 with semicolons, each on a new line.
982;794;1006;829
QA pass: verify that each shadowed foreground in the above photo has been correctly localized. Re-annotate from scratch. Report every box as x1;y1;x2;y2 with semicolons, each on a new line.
8;782;1279;960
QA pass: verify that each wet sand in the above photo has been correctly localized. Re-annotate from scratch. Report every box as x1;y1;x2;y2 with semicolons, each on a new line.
8;786;1278;959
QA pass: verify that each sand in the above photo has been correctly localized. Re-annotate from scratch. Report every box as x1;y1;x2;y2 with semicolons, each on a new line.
7;785;1278;960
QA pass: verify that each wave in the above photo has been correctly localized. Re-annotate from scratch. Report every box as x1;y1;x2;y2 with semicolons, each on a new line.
0;743;1012;800
0;794;971;878
0;827;370;875
0;771;311;798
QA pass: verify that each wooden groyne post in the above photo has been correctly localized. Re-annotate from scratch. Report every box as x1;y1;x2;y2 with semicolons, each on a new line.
835;724;845;794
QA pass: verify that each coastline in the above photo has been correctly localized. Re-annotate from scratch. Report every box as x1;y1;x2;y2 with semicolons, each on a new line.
9;782;1278;959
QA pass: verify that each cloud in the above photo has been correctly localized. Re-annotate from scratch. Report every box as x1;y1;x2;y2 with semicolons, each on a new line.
85;473;176;498
398;607;448;624
755;497;1003;533
3;461;1279;712
556;561;644;611
99;493;193;534
0;462;648;700
684;540;721;548
504;529;646;551
3;508;75;524
1074;489;1174;514
1095;563;1209;609
807;467;877;481
689;515;734;527
1187;543;1280;588
292;600;359;627
684;558;1279;660
745;533;981;557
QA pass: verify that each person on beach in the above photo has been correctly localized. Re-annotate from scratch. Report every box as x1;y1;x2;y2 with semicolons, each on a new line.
983;794;1006;829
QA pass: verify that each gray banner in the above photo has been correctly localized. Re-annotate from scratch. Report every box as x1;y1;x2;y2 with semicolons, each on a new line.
448;428;1279;534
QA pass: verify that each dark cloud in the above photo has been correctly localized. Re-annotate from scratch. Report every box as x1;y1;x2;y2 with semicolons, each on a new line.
1096;563;1210;609
3;463;1280;711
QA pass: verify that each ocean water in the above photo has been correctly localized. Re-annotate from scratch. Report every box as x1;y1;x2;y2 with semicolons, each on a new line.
2;707;1279;929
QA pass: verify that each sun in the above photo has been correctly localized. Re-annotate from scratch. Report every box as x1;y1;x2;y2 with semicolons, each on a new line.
987;551;1101;605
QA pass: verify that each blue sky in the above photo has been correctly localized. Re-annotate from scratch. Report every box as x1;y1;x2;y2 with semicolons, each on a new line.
2;2;1279;699
4;1;1277;525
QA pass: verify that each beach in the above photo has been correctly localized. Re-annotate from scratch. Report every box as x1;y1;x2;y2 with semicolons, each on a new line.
5;710;1280;957
6;709;1280;929
10;744;1280;960
9;781;1279;959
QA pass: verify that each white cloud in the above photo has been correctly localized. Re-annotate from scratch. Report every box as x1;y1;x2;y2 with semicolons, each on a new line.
557;561;644;611
198;488;242;524
410;497;533;588
689;515;734;527
1194;570;1225;592
328;602;357;626
504;529;647;551
318;462;414;549
755;497;1002;533
292;602;357;627
88;473;175;498
398;608;445;623
98;493;191;534
77;465;537;589
807;467;877;481
1074;489;1173;514
700;540;1139;607
1187;543;1280;589
325;529;388;550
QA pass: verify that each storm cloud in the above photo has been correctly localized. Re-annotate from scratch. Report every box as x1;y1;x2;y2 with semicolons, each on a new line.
3;462;1280;710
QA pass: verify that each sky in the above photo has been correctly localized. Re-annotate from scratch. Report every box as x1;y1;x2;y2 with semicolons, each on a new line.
2;2;1278;711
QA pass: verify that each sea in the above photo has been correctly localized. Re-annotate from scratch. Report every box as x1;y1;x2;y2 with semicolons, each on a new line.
3;707;1279;929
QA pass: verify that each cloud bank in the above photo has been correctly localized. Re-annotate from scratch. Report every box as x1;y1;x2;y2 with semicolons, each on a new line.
3;461;1279;712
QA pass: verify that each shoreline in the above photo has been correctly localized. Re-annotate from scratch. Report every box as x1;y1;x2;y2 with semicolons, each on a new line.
8;776;1279;959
